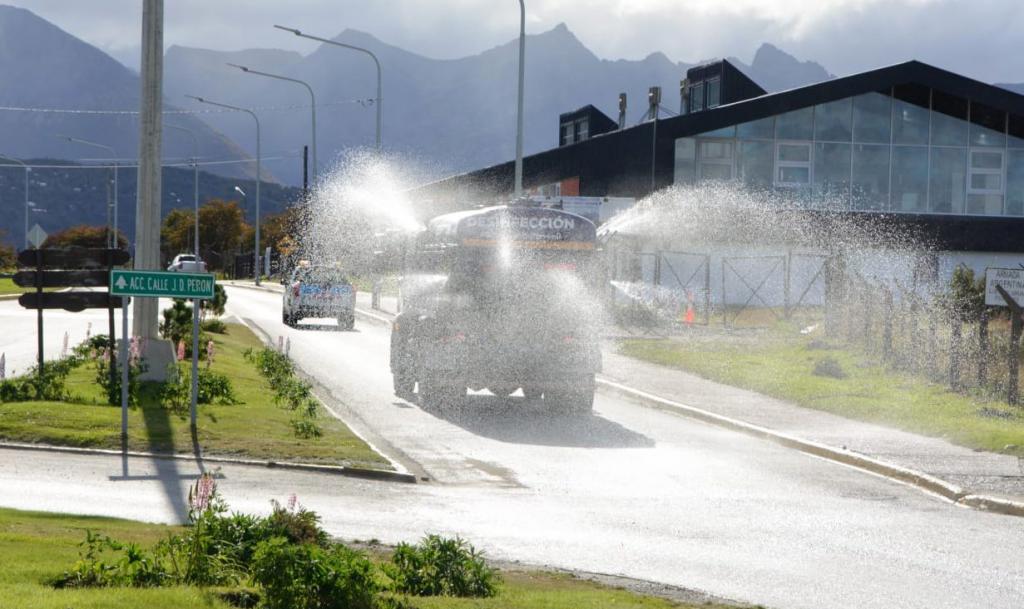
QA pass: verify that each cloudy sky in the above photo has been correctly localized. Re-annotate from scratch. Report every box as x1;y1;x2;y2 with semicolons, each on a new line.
9;0;1024;83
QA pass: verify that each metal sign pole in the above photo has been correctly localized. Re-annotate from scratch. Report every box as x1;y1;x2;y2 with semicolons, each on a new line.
120;299;129;438
190;298;200;428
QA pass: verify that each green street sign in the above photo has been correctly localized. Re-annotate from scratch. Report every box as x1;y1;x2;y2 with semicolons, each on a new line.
110;269;216;300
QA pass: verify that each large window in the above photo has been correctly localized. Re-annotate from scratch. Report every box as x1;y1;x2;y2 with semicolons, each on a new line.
891;146;928;212
775;107;814;140
929;147;967;213
560;122;574;146
1007;150;1024;216
575;118;589;142
853;93;891;143
852;144;890;210
673;138;696;183
814;143;851;205
737;117;774;140
815;98;852;141
739;140;774;188
775;142;811;187
931;91;968;146
699;140;734;180
893;84;930;145
967;148;1004;214
970;102;1006;147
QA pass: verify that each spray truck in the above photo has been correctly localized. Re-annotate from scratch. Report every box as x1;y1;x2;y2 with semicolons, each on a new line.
385;202;602;414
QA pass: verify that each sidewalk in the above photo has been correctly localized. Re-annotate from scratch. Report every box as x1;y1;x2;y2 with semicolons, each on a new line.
228;281;1024;509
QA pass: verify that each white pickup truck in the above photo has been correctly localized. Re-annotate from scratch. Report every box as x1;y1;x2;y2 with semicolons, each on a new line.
167;254;207;273
282;265;356;330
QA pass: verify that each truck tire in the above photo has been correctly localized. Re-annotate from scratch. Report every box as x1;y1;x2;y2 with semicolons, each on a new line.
393;370;415;401
545;375;595;415
419;380;464;413
337;314;355;331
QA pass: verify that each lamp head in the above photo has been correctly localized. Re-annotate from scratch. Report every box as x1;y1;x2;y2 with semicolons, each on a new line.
226;63;249;72
185;94;205;103
273;25;301;36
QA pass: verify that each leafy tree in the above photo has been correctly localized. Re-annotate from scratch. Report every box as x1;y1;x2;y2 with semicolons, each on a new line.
161;208;195;262
0;229;15;269
946;266;987;322
41;225;127;249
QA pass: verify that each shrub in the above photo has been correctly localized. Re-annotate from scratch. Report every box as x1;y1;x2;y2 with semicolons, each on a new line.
201;318;228;334
812;357;847;379
291;418;323;439
160;300;194;345
385;535;499;598
53;530;169;589
263;497;329;547
161;365;238;412
0;357;81;403
251;538;377;609
244;347;321;440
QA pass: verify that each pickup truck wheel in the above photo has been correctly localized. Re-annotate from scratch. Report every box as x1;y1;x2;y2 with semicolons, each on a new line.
393;370;415;400
419;380;464;413
544;375;595;415
337;314;355;331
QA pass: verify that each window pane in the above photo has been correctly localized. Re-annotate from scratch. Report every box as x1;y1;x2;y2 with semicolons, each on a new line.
1006;150;1024;215
701;163;733;181
700;140;733;159
814;98;852;141
893;99;929;145
775;107;814;140
853;92;891;143
966;194;1003;215
707;78;721;108
778;166;810;184
931;91;968;146
778;143;810;162
971;150;1002;169
739;140;774;188
673;138;696;183
737;116;774;139
929;147;967;213
891;146;928;212
814;143;851;206
970;173;1001;190
689;83;705;113
852;144;890;210
561;123;573;146
970;101;1005;147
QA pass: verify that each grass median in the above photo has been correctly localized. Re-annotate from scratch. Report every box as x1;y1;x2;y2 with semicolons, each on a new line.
618;333;1024;457
0;507;741;609
0;322;389;470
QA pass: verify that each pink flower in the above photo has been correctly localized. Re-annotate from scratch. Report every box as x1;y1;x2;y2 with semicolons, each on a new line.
205;340;215;368
189;473;216;513
287;493;298;512
177;340;186;361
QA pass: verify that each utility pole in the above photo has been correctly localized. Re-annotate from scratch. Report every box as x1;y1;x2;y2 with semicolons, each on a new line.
134;0;163;338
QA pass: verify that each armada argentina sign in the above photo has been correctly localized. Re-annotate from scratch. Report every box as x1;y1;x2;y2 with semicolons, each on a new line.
110;269;216;300
984;267;1024;307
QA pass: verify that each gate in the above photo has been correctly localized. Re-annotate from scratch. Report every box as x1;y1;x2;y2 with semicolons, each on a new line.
721;255;786;327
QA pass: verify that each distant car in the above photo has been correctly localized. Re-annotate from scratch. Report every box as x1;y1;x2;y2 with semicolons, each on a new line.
283;265;355;330
167;254;207;273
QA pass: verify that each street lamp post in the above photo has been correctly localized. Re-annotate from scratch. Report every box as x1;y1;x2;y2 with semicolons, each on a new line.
515;0;526;199
274;25;382;150
0;155;29;249
61;136;118;248
227;63;318;186
164;124;200;259
187;95;261;285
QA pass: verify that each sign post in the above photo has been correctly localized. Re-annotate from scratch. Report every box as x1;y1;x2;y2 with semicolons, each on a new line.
111;269;216;429
986;268;1024;406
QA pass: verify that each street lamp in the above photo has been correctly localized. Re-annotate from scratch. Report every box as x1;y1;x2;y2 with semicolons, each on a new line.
514;0;526;199
274;25;382;151
186;95;261;285
0;155;30;249
165;123;200;259
60;136;119;248
227;63;318;186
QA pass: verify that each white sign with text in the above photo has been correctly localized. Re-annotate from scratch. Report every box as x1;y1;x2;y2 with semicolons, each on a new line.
985;267;1024;307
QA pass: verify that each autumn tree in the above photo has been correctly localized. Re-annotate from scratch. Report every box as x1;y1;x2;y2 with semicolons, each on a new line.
41;225;128;249
0;229;15;269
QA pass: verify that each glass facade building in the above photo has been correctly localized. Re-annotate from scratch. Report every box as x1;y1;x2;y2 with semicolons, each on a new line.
674;85;1024;217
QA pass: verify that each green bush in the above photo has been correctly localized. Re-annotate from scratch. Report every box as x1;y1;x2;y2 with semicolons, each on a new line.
244;347;321;440
201;318;228;334
53;531;169;589
161;365;238;412
385;535;499;598
290;418;323;439
251;537;377;609
0;357;81;403
160;300;194;345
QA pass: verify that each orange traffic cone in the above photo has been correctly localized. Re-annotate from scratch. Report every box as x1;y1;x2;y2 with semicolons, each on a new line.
683;290;695;325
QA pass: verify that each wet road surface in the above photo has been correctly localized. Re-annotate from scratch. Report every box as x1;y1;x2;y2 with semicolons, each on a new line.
2;286;1023;609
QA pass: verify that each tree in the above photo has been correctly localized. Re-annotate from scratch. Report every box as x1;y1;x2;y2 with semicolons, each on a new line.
946;266;987;322
193;199;250;271
161;208;194;263
0;229;15;269
41;225;127;249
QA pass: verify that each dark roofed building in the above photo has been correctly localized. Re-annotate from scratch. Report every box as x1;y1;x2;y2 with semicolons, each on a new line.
413;60;1024;252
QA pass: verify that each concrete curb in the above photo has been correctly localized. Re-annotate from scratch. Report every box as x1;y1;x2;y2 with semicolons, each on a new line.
0;441;417;484
0;293;20;301
595;378;1024;518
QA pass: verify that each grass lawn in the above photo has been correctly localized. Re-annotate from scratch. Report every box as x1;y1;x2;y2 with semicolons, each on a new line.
0;323;389;469
0;507;741;609
619;335;1024;456
0;277;23;295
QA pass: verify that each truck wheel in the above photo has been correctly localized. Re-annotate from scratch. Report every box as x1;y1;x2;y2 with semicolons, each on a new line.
523;387;542;400
337;314;355;331
419;381;464;413
393;370;415;401
545;376;595;415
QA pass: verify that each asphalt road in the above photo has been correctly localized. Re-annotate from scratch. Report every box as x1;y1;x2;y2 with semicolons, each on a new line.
2;287;1023;609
